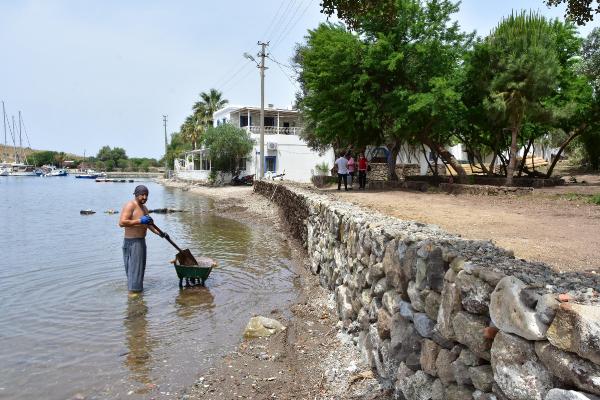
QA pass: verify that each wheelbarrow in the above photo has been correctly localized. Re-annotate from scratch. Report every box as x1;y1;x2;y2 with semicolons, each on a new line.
152;223;216;288
173;257;216;288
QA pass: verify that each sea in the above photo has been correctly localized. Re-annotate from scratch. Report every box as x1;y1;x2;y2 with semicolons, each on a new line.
0;177;296;400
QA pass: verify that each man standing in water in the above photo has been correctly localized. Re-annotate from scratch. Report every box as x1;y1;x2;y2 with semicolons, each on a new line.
119;185;166;295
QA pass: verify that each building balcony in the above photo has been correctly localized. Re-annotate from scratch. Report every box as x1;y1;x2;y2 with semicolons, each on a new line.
244;126;302;135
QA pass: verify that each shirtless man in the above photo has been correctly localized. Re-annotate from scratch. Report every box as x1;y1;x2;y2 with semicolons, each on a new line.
119;185;167;294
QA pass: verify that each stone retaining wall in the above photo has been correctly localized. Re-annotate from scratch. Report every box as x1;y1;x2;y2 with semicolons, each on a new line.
254;181;600;400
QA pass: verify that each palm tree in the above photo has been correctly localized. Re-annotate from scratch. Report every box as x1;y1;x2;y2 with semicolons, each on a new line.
192;89;228;127
181;115;203;150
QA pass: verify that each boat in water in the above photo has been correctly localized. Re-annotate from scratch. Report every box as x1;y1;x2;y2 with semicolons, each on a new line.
41;165;68;177
4;163;39;176
75;169;106;179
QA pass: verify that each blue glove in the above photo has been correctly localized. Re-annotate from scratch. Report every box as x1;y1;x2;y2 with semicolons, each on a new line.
140;215;153;225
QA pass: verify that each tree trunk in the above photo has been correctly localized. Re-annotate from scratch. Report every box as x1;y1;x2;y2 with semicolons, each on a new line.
545;123;587;178
505;125;519;186
487;153;497;176
422;144;435;175
474;152;489;175
388;142;400;181
517;138;533;177
420;137;466;182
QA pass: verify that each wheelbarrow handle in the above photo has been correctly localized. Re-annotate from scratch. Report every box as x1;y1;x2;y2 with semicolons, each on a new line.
151;223;183;252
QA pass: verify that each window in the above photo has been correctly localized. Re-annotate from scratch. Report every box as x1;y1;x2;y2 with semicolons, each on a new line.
237;157;247;171
240;115;253;127
265;156;276;172
264;116;275;127
201;157;210;171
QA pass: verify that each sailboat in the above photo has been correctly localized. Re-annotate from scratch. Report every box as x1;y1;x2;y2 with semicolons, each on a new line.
1;104;38;176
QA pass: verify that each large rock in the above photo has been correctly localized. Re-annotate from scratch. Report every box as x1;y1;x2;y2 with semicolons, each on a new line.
426;247;446;292
414;313;436;338
469;365;494;392
382;240;401;288
390;314;422;370
456;271;493;315
452;311;493;360
545;389;600;400
445;384;473;400
436;347;461;384
377;308;392;339
489;276;549;340
397;370;435;400
420;339;441;376
407;281;425;312
382;290;403;314
243;316;286;338
491;331;554;400
535;341;600;396
372;277;389;298
546;303;600;365
336;285;355;321
424;290;442;321
435;282;462;341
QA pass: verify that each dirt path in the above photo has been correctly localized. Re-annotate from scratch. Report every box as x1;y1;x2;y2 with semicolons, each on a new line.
316;180;600;273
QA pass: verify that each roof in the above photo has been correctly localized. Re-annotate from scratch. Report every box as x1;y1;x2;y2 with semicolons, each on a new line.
214;105;299;119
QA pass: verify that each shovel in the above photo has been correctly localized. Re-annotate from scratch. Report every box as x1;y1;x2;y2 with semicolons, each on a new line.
151;223;198;266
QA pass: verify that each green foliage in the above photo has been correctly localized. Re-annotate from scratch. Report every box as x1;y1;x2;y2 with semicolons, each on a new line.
201;124;254;173
163;132;192;170
33;150;57;166
315;161;330;175
590;193;600;205
96;146;128;164
544;0;599;25
296;1;472;177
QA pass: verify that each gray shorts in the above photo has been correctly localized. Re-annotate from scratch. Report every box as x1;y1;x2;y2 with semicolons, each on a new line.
123;238;147;292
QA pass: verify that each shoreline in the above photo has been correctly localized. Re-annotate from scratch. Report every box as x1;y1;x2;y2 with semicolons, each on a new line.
158;179;380;400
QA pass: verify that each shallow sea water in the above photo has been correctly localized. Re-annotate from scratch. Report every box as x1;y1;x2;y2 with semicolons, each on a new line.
0;177;295;399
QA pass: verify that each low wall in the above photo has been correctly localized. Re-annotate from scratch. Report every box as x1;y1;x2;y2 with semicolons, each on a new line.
255;181;600;400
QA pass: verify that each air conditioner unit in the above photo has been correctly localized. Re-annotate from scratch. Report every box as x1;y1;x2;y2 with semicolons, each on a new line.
267;142;278;150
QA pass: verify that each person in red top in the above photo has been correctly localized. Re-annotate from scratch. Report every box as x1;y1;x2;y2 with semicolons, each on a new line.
358;152;368;190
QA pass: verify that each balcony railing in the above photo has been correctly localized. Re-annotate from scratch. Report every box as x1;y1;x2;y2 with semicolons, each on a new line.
245;126;302;135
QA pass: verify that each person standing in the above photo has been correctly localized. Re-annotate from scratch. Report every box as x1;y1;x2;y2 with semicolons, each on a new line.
358;153;368;190
334;153;349;191
347;152;355;190
118;185;168;295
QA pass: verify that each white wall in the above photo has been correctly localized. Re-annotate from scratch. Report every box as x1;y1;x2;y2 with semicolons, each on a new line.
247;133;334;183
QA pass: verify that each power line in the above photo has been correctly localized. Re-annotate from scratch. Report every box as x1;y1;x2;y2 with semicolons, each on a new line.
261;1;287;43
270;0;304;48
267;55;300;90
267;0;299;45
271;0;313;52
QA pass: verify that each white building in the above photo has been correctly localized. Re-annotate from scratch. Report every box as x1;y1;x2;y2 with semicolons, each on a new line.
174;105;334;183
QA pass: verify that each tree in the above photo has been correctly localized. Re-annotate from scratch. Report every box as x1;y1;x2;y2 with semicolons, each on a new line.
201;124;254;173
544;0;599;25
33;150;57;166
477;12;561;185
298;1;472;179
193;88;228;127
163;131;192;169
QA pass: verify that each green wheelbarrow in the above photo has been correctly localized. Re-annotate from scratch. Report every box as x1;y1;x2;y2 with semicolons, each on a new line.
173;256;216;288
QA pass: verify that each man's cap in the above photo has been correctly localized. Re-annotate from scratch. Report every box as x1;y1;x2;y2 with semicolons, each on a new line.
134;185;149;196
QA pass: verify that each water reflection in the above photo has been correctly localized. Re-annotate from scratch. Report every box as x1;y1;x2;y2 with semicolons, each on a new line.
123;295;154;392
175;287;215;319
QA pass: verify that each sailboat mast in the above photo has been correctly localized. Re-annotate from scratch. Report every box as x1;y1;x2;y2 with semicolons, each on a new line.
18;111;26;164
12;115;18;163
2;101;6;163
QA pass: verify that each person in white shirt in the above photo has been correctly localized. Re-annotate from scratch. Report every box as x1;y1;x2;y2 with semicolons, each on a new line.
335;154;349;191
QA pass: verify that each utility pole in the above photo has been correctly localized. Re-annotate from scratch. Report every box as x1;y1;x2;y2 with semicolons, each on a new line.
163;115;168;178
258;41;269;179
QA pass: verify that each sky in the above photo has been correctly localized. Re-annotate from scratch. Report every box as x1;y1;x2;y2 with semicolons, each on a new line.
0;1;597;159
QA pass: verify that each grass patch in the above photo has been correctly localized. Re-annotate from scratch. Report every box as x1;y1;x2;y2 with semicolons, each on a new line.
560;192;600;205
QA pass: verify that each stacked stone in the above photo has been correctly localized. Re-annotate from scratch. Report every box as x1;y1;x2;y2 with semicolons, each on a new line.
255;182;600;400
396;164;421;179
368;163;390;182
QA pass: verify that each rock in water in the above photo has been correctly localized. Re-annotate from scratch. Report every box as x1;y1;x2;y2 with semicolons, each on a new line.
243;316;286;338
